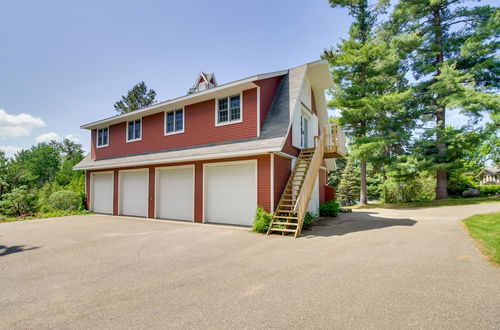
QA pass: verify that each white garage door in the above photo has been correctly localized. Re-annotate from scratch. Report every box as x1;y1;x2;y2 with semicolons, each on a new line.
91;172;113;214
205;161;257;226
157;166;194;221
120;170;148;217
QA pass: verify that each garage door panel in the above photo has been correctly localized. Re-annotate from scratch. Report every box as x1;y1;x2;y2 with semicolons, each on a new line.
92;173;113;214
157;167;193;221
120;170;148;217
205;162;256;226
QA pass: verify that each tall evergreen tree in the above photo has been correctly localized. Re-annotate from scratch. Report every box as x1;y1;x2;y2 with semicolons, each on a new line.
337;157;360;205
113;81;157;114
323;0;412;204
389;1;499;199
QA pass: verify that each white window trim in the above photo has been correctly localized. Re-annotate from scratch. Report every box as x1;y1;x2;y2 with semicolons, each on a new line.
126;118;142;143
164;108;185;136
214;92;243;127
96;127;109;148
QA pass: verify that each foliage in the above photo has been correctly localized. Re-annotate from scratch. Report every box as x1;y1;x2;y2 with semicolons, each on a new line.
48;190;81;211
479;185;500;196
463;213;500;265
337;157;360;205
303;211;318;226
351;196;499;209
323;0;413;205
113;81;157;114
0;186;37;216
448;173;477;196
388;0;499;199
381;176;435;204
0;209;91;223
252;206;272;233
319;201;340;217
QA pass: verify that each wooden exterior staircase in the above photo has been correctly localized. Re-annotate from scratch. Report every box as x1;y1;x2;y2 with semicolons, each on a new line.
267;124;346;238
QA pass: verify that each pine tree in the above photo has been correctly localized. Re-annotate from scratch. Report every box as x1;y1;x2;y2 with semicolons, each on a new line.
337;157;360;206
113;82;157;114
323;0;412;205
389;1;499;199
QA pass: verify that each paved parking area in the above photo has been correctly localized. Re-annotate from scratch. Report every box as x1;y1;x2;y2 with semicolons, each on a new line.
1;203;499;329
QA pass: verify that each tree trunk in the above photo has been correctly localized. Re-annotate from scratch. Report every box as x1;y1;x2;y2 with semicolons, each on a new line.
433;6;448;200
360;160;368;205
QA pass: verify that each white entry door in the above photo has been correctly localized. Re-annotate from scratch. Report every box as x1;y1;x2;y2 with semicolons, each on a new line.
156;166;194;221
205;161;257;226
301;115;309;148
91;172;113;214
119;170;148;217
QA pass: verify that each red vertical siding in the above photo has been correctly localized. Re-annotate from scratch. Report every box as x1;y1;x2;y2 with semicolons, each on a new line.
194;162;203;223
93;88;259;160
113;170;119;215
319;168;326;204
281;129;300;157
254;76;283;130
273;154;292;209
148;167;155;218
87;154;272;220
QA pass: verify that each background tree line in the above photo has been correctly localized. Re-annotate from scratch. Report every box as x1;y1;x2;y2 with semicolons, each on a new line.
324;0;499;205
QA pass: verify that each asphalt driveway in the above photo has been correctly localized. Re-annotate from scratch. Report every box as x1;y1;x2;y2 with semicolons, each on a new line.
1;203;499;329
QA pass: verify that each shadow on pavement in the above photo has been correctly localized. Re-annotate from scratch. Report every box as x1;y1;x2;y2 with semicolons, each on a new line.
302;211;417;238
0;244;39;257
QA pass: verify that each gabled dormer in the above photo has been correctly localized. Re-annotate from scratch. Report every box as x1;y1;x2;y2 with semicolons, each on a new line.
190;72;217;93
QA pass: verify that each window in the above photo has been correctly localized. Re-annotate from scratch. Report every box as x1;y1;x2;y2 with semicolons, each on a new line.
97;127;109;147
165;109;184;135
217;94;241;125
127;119;141;142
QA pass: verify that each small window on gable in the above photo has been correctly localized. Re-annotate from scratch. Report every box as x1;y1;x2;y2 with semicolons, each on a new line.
217;94;241;125
97;127;109;147
165;109;184;135
127;119;141;142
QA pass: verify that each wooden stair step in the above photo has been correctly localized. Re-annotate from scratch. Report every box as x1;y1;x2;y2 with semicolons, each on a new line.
269;228;297;233
272;222;298;226
274;216;298;219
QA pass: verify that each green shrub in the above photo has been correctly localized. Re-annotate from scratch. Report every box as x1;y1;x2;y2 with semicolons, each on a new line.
0;186;37;216
48;190;81;211
448;173;477;196
303;211;318;226
479;185;500;196
319;200;340;217
381;176;435;204
252;206;272;233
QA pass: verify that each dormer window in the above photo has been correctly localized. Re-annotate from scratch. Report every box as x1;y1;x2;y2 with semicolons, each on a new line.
216;94;242;125
191;72;217;93
96;127;109;147
127;119;142;142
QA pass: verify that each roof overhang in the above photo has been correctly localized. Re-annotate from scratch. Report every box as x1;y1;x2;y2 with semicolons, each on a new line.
81;69;288;130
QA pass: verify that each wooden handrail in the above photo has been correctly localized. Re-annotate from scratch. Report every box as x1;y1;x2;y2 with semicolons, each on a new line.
293;126;326;236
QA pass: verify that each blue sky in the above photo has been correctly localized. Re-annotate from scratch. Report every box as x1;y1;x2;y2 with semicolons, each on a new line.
0;0;491;157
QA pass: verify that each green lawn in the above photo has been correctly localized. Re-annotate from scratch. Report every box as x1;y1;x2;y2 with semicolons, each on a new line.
463;212;500;266
350;196;499;209
0;210;92;223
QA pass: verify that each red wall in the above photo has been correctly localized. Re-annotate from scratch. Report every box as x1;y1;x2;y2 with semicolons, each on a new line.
87;154;272;221
319;168;326;204
254;76;282;129
92;88;258;159
281;129;300;157
273;154;292;209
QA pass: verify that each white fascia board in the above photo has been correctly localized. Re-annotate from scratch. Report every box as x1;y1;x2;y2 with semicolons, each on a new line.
73;147;281;171
80;69;288;130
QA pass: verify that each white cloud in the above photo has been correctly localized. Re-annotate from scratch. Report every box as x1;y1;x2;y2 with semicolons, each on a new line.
35;132;60;143
0;145;22;158
0;109;45;139
65;134;80;142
